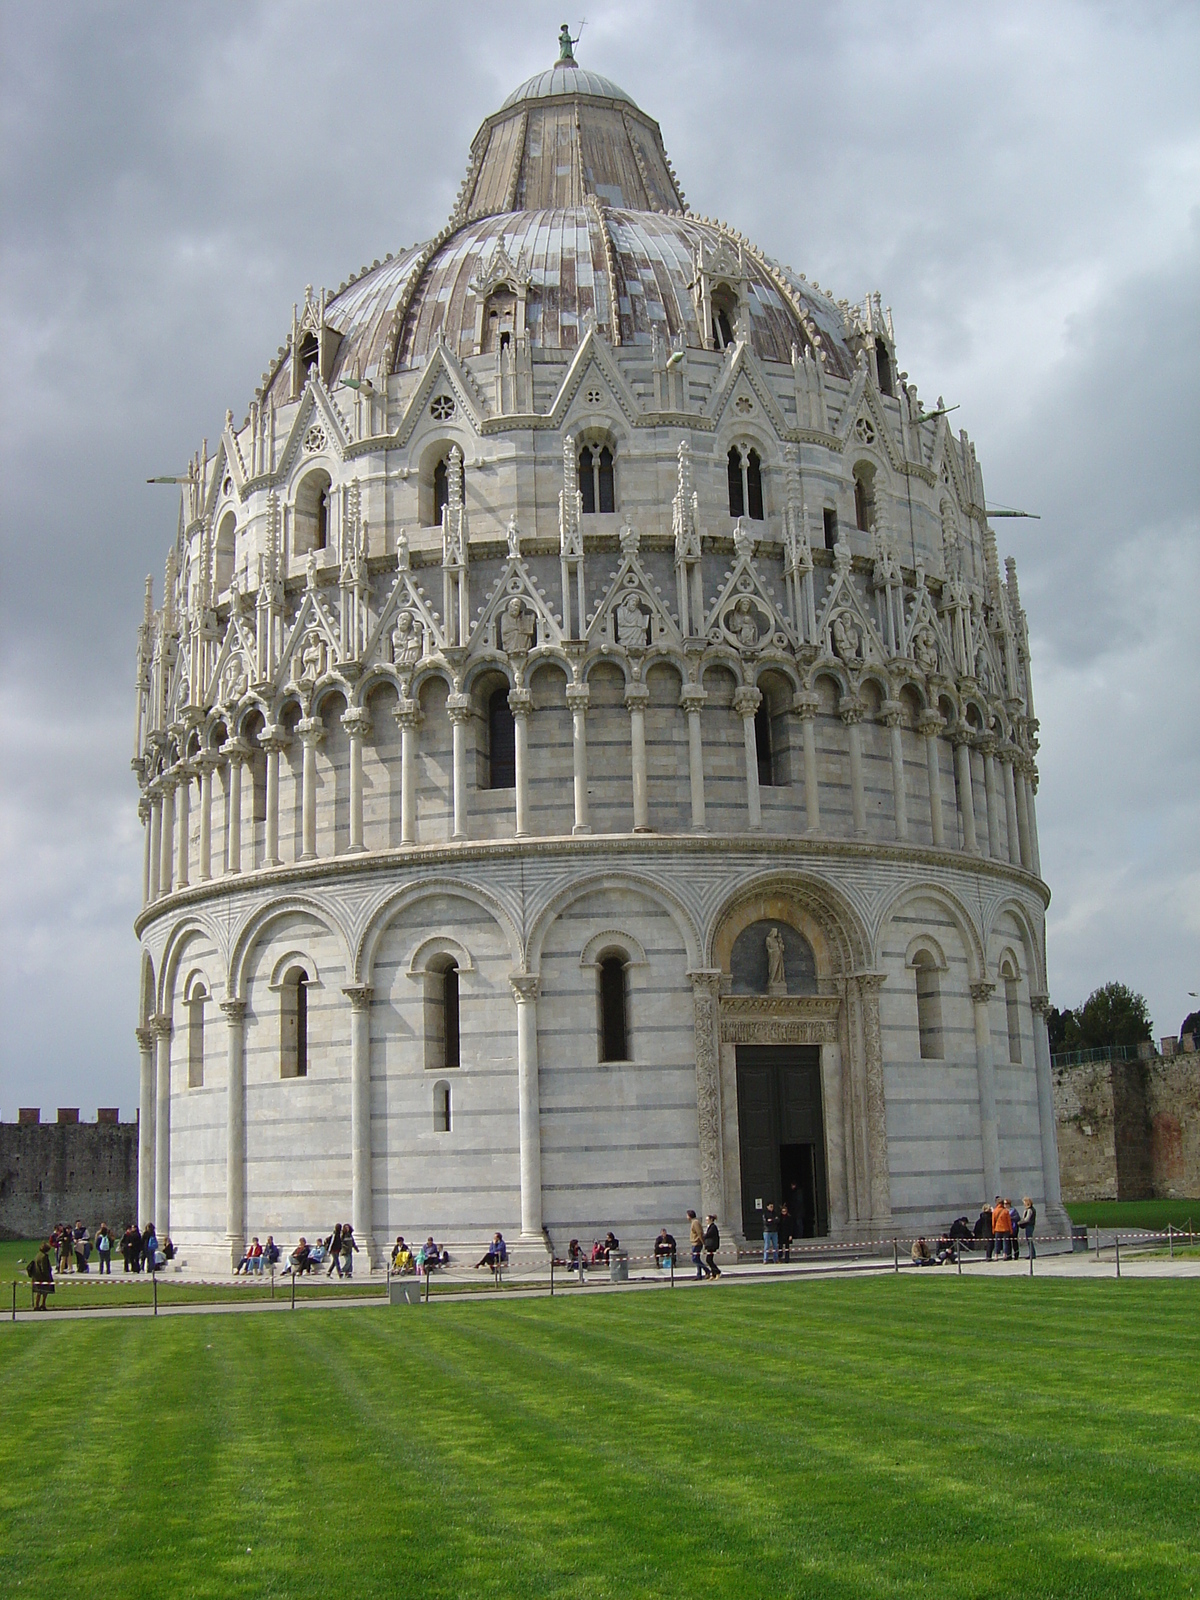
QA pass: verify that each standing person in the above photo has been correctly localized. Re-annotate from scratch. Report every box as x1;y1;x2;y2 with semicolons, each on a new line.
975;1201;994;1261
1007;1199;1021;1261
992;1197;1013;1261
779;1203;795;1263
121;1224;137;1272
762;1203;779;1265
687;1209;709;1279
566;1238;586;1281
327;1223;344;1278
340;1224;358;1278
1020;1196;1037;1259
144;1223;160;1272
74;1223;91;1273
27;1242;54;1310
703;1215;722;1280
95;1225;112;1275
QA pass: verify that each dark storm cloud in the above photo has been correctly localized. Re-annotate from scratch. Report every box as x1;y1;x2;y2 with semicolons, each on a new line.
1;1;1196;1115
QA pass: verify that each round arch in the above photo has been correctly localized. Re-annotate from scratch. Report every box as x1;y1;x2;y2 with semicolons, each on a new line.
228;896;352;1002
526;871;703;975
356;877;522;987
706;872;871;980
875;881;987;985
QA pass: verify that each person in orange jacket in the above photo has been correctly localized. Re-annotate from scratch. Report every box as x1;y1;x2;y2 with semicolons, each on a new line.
991;1196;1013;1260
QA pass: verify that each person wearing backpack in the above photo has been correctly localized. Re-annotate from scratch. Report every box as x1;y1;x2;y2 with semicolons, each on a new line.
703;1215;721;1280
95;1224;112;1275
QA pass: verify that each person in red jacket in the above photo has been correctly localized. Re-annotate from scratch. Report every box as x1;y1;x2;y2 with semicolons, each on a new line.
992;1196;1014;1260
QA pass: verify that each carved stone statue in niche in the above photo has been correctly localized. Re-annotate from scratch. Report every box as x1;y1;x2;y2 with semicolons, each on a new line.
766;926;788;996
832;610;861;663
913;626;940;675
299;629;325;682
616;589;649;649
500;596;535;655
391;610;422;670
506;516;522;558
223;654;247;702
731;595;760;650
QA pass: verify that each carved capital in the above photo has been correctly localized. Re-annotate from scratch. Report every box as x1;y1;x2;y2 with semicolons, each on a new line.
733;686;762;719
220;998;248;1023
565;685;591;712
151;1013;173;1038
221;737;252;765
970;981;996;1005
508;971;540;1004
950;726;975;749
508;688;533;719
838;695;864;726
393;699;421;729
917;710;944;736
260;724;291;754
853;971;888;993
297;716;325;746
447;693;473;723
623;683;650;711
342;984;374;1011
792;693;819;721
687;968;723;999
1029;992;1050;1016
879;699;905;728
135;1026;155;1051
340;708;371;739
679;685;707;713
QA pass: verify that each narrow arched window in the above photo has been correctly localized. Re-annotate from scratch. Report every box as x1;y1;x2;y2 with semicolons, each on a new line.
281;966;309;1078
424;960;460;1073
599;956;629;1062
434;1080;452;1133
214;511;236;596
755;697;775;787
823;508;838;551
298;332;319;378
711;286;738;349
727;447;745;518
444;962;460;1070
854;464;875;534
1004;969;1022;1064
488;688;515;789
315;483;328;550
875;338;894;397
188;984;206;1088
597;446;615;513
913;953;943;1061
746;449;764;521
579;445;596;514
433;457;449;524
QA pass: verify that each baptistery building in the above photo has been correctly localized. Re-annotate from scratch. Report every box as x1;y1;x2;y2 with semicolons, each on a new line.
132;35;1066;1269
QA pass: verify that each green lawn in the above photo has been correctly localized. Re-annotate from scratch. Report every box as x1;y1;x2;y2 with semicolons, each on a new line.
2;1279;1196;1599
1065;1199;1200;1232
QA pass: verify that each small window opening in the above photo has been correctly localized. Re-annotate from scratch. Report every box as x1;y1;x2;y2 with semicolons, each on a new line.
711;286;738;349
727;447;744;518
854;464;876;534
188;985;206;1088
823;507;838;551
315;484;328;550
913;953;943;1061
599;955;629;1062
444;963;460;1070
1004;971;1022;1064
579;445;596;514
433;457;449;524
754;698;776;787
424;960;460;1073
746;449;764;521
728;447;765;522
434;1080;452;1133
281;967;309;1079
488;688;516;789
875;338;894;397
598;446;615;513
578;443;616;515
298;332;319;378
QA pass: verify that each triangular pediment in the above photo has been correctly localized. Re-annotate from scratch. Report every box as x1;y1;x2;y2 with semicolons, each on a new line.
276;376;351;480
838;376;902;472
547;326;641;429
704;548;796;656
586;546;681;652
469;557;563;660
814;551;887;667
706;342;789;437
363;565;447;677
393;342;486;447
900;579;954;676
206;608;258;707
278;584;343;690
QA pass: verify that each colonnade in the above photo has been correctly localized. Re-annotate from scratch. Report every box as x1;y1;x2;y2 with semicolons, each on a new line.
140;689;1043;905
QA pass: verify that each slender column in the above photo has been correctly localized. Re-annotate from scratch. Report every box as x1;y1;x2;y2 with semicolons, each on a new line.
1001;749;1021;866
344;986;376;1263
795;695;820;833
734;686;763;831
1025;772;1042;878
174;765;191;888
840;697;865;836
509;973;543;1239
566;684;591;834
1029;993;1064;1211
148;792;162;899
447;695;471;841
819;1040;849;1231
688;970;725;1225
919;711;945;846
224;742;247;875
681;685;707;831
221;999;247;1268
394;701;420;845
298;716;324;860
952;731;979;853
881;702;908;842
971;981;1000;1198
159;776;175;895
136;1026;155;1226
342;709;370;853
856;973;891;1224
140;800;152;905
260;727;286;866
625;682;650;832
198;758;215;881
981;739;1000;859
1014;758;1033;870
153;1014;172;1239
510;689;533;837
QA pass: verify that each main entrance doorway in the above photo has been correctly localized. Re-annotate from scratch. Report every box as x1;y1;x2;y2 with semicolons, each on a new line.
735;1045;828;1239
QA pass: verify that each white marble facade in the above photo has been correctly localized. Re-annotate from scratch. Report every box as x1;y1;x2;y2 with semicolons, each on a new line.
132;40;1066;1269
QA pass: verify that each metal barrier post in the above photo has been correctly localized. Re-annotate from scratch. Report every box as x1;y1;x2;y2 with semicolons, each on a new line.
153;1270;158;1316
291;1268;296;1309
271;1264;275;1300
1115;1235;1121;1279
671;1254;675;1288
1028;1245;1034;1277
550;1255;554;1297
425;1268;431;1303
956;1240;961;1276
1168;1225;1174;1260
11;1281;15;1321
1094;1226;1100;1260
893;1238;899;1273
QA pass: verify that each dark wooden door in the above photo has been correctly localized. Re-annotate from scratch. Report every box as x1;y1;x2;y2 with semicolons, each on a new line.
735;1046;827;1238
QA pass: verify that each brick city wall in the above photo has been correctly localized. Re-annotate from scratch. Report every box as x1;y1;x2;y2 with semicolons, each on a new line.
1053;1052;1200;1202
0;1119;138;1241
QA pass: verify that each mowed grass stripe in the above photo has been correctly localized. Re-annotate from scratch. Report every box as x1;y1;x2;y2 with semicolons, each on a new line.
1;1279;1196;1599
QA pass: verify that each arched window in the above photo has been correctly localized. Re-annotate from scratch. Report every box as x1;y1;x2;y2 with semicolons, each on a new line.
854;463;875;533
1003;965;1022;1064
433;457;449;524
727;447;765;521
281;966;308;1079
424;960;460;1073
913;953;943;1061
754;696;778;787
433;1080;452;1133
188;983;206;1088
481;288;517;354
711;285;737;349
298;331;319;379
599;955;629;1062
875;337;894;397
823;507;839;551
214;511;236;596
578;443;615;514
294;470;331;558
487;688;515;789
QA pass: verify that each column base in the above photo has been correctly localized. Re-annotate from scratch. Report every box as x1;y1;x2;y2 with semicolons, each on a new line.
263;856;281;868
227;1233;246;1271
572;824;592;836
344;845;367;855
299;851;318;862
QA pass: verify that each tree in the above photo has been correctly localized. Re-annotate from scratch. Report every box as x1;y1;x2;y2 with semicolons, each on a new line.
1046;1005;1079;1052
1075;982;1153;1051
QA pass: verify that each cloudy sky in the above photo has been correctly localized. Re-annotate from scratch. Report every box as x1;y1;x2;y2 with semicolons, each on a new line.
1;0;1197;1118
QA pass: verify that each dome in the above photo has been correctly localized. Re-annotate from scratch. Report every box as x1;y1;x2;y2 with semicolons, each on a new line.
500;63;638;109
